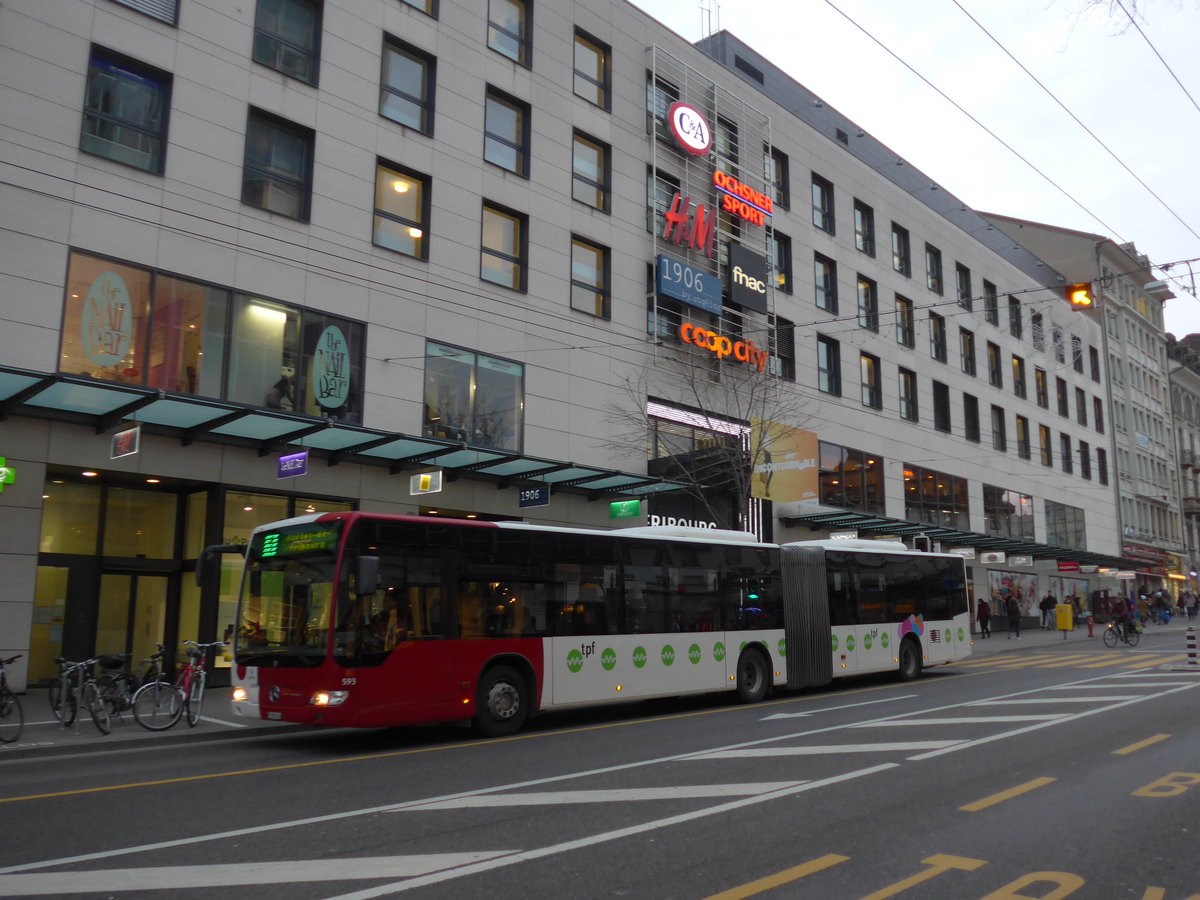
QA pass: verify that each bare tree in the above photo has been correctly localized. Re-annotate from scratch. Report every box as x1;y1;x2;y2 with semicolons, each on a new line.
602;340;819;532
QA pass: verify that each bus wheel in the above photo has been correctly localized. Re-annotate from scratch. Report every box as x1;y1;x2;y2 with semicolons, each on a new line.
735;648;770;704
473;665;528;737
898;639;922;682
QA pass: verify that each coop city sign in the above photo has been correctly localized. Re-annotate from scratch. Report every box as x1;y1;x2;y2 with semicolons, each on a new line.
679;323;768;372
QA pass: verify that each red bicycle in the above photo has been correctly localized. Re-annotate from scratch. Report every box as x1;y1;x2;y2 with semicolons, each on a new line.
131;640;225;731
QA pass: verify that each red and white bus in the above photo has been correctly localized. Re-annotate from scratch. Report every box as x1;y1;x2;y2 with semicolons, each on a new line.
226;512;970;735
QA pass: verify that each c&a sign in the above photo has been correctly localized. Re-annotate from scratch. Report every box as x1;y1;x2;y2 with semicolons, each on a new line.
667;102;711;156
679;323;767;372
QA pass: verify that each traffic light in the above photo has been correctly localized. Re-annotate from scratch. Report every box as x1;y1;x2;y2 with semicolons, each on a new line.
1067;282;1094;308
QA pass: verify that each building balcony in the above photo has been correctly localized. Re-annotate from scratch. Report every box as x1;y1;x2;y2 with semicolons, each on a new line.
1182;449;1198;470
1184;497;1200;518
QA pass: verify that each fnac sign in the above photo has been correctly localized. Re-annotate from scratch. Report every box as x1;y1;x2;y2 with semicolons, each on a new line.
680;323;767;372
667;102;711;156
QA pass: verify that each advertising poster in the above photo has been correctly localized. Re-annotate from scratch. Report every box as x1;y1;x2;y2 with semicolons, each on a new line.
988;570;1039;616
750;418;818;502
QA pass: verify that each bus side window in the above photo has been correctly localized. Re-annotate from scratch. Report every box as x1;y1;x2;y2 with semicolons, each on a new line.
458;584;488;638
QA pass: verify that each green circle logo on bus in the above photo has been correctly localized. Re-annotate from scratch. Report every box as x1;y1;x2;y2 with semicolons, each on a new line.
632;646;647;669
713;642;726;662
739;641;747;654
958;628;966;642
688;643;702;664
661;645;676;666
831;635;839;652
846;635;856;652
881;633;890;649
777;638;786;657
864;634;873;650
566;649;584;673
600;648;617;671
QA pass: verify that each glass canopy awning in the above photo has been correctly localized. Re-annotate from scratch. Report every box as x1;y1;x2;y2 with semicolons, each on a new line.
0;365;690;500
781;509;1142;571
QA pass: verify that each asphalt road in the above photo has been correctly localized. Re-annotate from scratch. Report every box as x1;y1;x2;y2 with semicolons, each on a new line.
1;630;1198;899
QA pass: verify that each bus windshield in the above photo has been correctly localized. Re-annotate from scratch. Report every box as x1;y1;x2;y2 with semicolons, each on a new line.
234;521;342;667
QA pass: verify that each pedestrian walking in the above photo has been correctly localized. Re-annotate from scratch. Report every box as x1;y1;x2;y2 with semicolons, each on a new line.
976;598;991;638
1005;594;1021;639
1039;592;1056;630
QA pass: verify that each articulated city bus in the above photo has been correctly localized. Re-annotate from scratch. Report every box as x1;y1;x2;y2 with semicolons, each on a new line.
226;512;970;735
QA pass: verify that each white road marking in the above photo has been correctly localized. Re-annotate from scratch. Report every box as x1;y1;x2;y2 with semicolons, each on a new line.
760;695;916;720
197;714;248;728
0;854;516;896
970;696;1147;704
695;741;961;758
853;715;1064;726
401;783;807;810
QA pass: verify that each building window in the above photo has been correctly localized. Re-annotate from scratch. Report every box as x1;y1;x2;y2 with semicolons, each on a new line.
481;202;527;290
424;341;524;451
925;244;943;294
984;485;1034;540
646;74;678;139
1060;433;1073;473
1039;425;1052;467
768;147;790;209
1053;325;1065;363
109;0;178;25
899;368;918;421
570;237;609;318
987;341;1002;388
1008;295;1023;338
242;108;313;220
1035;368;1048;408
81;49;170;174
891;223;911;276
484;88;530;175
860;353;882;409
955;263;972;310
960;328;976;376
646;166;680;235
811;173;834;233
488;0;530;66
1056;377;1069;416
857;276;879;332
854;200;875;255
991;405;1007;452
814;253;837;313
572;131;610;211
769;315;796;381
252;0;321;85
1094;397;1105;433
819;442;885;514
1089;346;1101;382
380;38;435;133
933;380;951;433
1031;311;1045;352
904;464;968;530
1012;355;1027;398
1045;499;1086;550
929;312;947;362
983;280;998;326
817;335;841;396
1079;441;1091;479
1016;415;1031;459
895;295;915;348
1071;335;1084;373
400;0;437;13
574;30;610;108
963;393;980;442
1074;387;1088;426
373;161;429;258
715;117;739;171
1098;447;1109;485
771;231;792;293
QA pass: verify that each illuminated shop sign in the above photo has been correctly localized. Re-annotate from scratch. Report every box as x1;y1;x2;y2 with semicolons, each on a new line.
662;193;716;258
656;254;722;315
667;102;711;156
679;323;767;372
727;243;768;314
0;457;15;494
712;171;773;227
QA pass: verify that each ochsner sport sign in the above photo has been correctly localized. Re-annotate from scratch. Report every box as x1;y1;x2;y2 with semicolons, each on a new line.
679;323;768;372
667;102;711;156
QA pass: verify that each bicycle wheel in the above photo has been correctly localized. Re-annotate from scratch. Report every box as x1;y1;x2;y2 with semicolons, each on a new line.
49;677;78;726
186;671;205;727
132;680;183;731
1102;626;1118;648
83;682;111;735
1126;628;1141;648
95;674;123;717
0;687;23;744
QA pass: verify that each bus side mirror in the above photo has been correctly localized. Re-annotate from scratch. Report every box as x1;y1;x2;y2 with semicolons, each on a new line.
356;555;380;596
196;543;245;587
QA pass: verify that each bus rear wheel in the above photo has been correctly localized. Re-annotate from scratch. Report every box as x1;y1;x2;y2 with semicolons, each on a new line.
898;639;922;682
473;665;528;737
735;648;770;704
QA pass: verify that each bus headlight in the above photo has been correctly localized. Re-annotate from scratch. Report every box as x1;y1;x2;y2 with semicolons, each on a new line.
310;690;350;707
231;686;248;703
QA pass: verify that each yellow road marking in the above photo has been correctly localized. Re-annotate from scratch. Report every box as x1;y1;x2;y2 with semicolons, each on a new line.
960;777;1057;812
700;854;850;899
1123;653;1188;669
1113;734;1171;755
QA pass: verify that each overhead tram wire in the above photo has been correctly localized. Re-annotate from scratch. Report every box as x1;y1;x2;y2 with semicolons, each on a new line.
1115;0;1200;116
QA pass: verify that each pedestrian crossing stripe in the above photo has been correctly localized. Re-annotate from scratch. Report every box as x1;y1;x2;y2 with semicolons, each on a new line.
399;783;808;810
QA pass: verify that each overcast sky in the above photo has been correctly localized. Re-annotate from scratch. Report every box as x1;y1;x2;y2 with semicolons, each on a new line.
628;0;1200;336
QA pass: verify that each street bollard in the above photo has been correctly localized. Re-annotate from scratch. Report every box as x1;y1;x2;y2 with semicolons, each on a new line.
1188;627;1199;668
1087;615;1094;638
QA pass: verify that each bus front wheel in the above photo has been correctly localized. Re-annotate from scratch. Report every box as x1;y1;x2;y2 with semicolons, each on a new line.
735;648;770;704
898;639;922;682
473;665;529;737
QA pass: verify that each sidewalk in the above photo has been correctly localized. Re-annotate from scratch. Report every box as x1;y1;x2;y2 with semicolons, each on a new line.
0;686;308;761
967;615;1200;657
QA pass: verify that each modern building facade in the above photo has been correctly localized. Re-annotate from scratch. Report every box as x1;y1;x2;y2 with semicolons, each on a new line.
0;0;1130;690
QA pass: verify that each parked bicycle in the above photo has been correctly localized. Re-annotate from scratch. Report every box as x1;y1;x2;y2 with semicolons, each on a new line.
99;645;168;722
131;640;224;731
48;657;111;734
1103;619;1141;648
131;644;179;731
0;654;24;744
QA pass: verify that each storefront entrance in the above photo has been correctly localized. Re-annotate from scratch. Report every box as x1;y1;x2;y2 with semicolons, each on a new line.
97;572;172;673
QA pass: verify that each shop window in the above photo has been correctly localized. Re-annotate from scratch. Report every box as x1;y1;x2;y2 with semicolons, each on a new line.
39;481;101;554
82;48;170;174
227;295;299;409
373;161;429;258
252;0;321;85
424;341;524;452
149;276;228;396
298;312;364;421
60;254;152;382
103;486;178;557
488;0;530;66
242;108;313;220
380;38;435;134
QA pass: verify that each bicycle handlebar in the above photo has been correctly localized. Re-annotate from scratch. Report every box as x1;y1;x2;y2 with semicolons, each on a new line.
1;654;21;666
